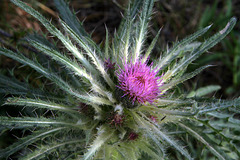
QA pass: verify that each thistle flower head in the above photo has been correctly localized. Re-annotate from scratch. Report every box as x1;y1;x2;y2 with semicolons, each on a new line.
117;59;163;104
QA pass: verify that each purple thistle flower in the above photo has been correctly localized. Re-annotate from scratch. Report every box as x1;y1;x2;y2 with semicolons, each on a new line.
117;59;163;104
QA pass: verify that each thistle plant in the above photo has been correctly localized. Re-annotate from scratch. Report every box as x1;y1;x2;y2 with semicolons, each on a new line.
0;0;240;159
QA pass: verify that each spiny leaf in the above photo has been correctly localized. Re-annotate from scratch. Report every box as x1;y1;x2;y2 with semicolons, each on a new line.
155;98;195;106
140;105;198;117
192;117;240;156
138;141;164;160
3;97;85;120
123;17;132;64
10;0;96;74
0;127;64;158
142;28;162;63
20;139;85;160
60;20;115;90
115;143;139;160
198;98;240;114
179;123;227;160
0;75;50;98
0;116;81;129
115;0;141;47
206;112;232;119
170;17;236;76
155;23;212;71
53;0;102;57
0;75;28;91
0;48;112;105
132;111;192;160
209;121;240;131
187;85;221;98
84;125;115;160
28;39;91;80
132;0;154;63
104;27;110;59
161;65;211;91
28;39;114;101
24;33;58;50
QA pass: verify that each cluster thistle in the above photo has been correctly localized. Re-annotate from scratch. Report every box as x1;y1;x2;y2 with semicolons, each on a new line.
0;0;240;160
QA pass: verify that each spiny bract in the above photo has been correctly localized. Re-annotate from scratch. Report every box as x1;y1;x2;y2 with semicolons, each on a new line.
0;0;239;160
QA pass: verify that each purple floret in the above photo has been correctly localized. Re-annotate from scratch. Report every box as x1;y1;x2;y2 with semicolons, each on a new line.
104;58;116;70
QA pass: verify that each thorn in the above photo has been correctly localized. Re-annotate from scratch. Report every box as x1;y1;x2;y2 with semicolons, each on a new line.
30;144;38;149
19;111;23;117
10;127;15;131
51;110;56;119
27;147;34;152
12;134;20;139
6;112;11;117
32;110;37;118
42;110;49;116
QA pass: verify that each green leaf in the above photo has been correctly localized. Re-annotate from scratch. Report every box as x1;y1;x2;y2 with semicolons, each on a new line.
122;17;132;64
140;105;198;117
60;20;115;90
24;33;86;89
187;85;221;98
53;0;88;38
0;127;64;158
115;0;141;47
3;97;85;120
179;123;226;160
0;75;48;98
132;0;154;63
53;0;102;57
170;17;236;76
25;33;58;50
28;39;115;102
192;117;240;158
10;0;96;74
84;125;115;160
0;48;112;105
20;139;85;160
132;111;193;160
206;112;232;119
160;65;211;91
198;98;240;114
104;27;110;59
28;40;91;80
0;116;80;129
155;98;195;107
138;141;164;160
142;28;162;63
155;23;212;71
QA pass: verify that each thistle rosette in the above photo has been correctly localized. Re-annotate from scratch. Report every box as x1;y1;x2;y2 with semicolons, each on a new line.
0;0;239;160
